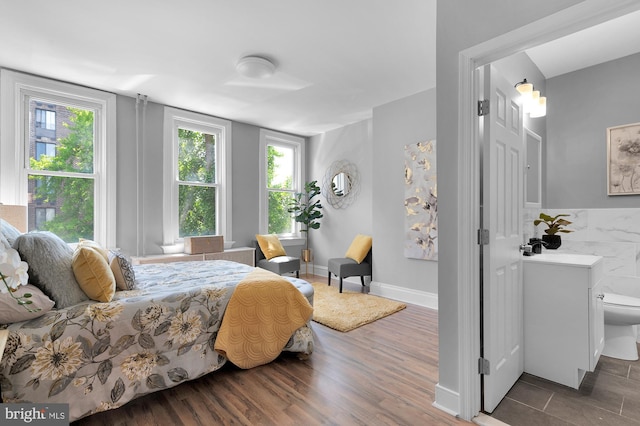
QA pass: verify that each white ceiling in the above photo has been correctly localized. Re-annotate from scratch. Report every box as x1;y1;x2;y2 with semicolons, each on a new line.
525;9;640;78
0;1;436;136
1;3;639;137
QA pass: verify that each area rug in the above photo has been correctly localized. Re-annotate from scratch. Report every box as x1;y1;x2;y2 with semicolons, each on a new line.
311;282;406;332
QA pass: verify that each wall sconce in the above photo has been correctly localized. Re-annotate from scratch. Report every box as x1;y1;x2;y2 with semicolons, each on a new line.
515;78;546;118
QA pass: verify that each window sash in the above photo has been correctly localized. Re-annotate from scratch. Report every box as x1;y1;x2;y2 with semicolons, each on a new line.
162;107;231;247
0;69;116;247
258;129;305;237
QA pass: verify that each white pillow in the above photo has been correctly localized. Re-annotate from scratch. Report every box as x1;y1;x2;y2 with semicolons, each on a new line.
0;284;55;324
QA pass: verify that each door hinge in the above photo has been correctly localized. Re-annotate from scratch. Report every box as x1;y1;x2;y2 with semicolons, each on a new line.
477;229;490;245
478;99;489;116
479;357;490;375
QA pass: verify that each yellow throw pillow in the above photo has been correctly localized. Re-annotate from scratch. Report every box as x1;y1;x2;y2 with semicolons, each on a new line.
72;246;116;302
345;234;372;264
78;238;109;261
255;234;287;260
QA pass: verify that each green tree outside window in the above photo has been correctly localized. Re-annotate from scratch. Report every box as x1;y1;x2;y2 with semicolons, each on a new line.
30;107;95;242
178;129;216;237
267;145;294;234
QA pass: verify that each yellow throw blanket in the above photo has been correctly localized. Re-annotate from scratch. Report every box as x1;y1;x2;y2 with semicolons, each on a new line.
214;268;313;369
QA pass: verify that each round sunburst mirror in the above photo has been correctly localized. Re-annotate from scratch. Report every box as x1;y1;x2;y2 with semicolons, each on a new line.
321;160;359;209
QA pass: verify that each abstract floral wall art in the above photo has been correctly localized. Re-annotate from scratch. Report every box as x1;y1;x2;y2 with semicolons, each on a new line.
607;122;640;195
404;140;437;260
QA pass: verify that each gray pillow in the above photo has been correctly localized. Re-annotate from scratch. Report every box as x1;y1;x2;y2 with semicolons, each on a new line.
13;232;89;309
1;218;22;246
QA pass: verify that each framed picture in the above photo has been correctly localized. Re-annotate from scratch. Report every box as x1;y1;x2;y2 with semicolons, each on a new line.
404;140;437;261
607;122;640;195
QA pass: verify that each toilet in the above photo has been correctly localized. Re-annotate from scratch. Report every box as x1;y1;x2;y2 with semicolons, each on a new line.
602;275;640;361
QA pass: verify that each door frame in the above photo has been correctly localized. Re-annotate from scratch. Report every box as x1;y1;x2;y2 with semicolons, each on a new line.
455;0;640;420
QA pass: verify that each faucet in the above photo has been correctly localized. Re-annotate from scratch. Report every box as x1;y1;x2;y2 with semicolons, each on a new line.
528;238;548;254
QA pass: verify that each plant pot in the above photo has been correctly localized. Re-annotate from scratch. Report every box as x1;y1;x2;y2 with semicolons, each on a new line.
542;234;562;250
301;249;313;263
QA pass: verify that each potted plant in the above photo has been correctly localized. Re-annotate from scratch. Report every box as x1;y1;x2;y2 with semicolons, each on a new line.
533;213;574;249
288;180;323;262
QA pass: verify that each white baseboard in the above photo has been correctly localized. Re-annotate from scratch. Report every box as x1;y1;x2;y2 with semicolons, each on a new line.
433;383;460;418
313;265;438;309
369;280;438;309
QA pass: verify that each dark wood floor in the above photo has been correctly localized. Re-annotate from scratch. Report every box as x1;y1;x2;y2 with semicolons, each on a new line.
73;275;469;426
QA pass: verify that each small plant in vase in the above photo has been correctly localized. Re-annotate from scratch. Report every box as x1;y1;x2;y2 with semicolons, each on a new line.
288;180;323;262
533;213;574;249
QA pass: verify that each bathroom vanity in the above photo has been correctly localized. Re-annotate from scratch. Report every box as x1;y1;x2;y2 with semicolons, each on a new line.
523;253;604;389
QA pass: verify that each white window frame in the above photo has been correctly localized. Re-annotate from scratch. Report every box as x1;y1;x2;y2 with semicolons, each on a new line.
258;129;305;240
162;107;232;248
0;69;117;247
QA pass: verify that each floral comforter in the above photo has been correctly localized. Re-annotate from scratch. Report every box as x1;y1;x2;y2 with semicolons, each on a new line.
0;260;314;421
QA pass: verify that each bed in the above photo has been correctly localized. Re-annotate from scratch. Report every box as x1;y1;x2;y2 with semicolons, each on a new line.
0;226;314;422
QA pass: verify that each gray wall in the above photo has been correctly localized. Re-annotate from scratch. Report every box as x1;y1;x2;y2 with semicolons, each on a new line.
436;0;584;409
372;89;437;294
230;122;261;248
546;51;640;208
308;119;373;268
115;96;138;254
307;89;438;296
141;102;165;255
115;97;166;257
308;88;437;296
114;97;307;258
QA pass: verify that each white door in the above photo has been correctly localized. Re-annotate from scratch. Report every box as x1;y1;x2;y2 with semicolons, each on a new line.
480;64;524;413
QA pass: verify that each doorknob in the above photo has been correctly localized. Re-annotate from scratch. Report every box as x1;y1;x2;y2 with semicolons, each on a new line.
519;244;533;256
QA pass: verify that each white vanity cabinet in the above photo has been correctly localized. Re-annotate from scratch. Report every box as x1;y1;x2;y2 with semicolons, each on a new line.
523;253;604;389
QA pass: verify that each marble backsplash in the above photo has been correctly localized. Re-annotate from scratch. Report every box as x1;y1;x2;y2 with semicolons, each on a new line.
524;208;640;277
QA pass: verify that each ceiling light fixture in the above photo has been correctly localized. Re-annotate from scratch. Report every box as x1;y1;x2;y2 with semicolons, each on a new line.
515;78;546;118
236;56;276;79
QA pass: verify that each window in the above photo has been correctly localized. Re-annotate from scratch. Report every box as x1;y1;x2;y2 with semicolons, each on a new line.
35;108;56;130
0;70;117;246
259;129;305;237
163;107;231;247
35;140;56;160
35;207;56;229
